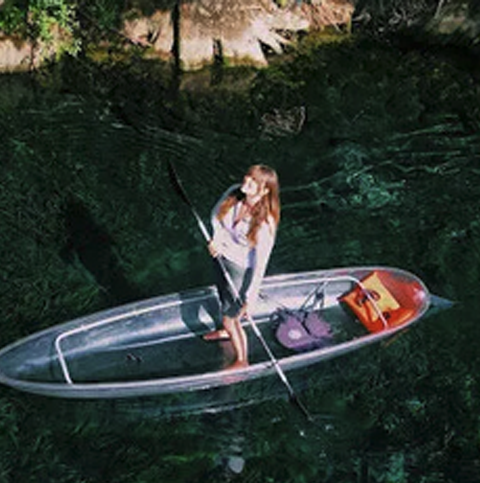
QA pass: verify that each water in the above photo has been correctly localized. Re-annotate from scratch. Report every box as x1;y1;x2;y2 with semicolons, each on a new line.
1;35;480;482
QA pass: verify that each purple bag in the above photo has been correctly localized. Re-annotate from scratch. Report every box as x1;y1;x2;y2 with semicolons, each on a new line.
275;310;333;352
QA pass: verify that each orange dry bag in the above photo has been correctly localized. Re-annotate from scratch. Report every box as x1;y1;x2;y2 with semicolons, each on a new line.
340;271;402;332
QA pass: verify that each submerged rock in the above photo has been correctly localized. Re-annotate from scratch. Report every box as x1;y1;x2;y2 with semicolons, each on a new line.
226;455;245;474
427;1;480;44
260;105;306;138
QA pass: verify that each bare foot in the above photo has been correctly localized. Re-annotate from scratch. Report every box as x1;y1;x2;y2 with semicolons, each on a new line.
226;360;249;371
203;329;230;341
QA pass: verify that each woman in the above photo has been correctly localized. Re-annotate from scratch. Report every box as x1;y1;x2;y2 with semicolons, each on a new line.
204;165;280;370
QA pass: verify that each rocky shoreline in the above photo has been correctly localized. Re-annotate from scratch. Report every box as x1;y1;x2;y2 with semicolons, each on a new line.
0;0;354;73
0;0;479;74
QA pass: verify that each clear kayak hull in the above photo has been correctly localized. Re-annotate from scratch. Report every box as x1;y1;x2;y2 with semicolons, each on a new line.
0;266;431;399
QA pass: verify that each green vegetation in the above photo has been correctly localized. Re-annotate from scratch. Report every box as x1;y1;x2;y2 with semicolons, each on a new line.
0;0;80;56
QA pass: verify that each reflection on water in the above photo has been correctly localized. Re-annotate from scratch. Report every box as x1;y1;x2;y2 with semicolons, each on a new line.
1;35;480;482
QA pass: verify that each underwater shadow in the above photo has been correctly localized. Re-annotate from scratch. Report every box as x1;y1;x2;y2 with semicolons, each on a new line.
178;287;221;336
60;198;143;305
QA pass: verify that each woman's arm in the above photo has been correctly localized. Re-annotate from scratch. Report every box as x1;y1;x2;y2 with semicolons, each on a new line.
210;184;240;250
244;219;276;306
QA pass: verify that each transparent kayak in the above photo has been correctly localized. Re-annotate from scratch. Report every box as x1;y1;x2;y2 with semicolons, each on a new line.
0;266;431;399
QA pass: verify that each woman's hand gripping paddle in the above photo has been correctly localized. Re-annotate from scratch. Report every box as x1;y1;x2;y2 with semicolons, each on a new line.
167;160;312;421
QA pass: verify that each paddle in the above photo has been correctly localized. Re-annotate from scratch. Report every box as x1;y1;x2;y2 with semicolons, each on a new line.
167;160;312;421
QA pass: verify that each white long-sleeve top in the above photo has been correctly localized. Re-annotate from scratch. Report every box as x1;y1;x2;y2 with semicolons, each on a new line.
211;184;276;305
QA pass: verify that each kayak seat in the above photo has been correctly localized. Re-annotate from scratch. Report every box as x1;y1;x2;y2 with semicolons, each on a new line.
339;270;416;333
275;309;334;352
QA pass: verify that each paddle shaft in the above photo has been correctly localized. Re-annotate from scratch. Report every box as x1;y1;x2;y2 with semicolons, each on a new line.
167;162;311;420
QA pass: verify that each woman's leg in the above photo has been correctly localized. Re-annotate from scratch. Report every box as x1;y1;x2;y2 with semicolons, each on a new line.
205;258;249;367
223;316;248;368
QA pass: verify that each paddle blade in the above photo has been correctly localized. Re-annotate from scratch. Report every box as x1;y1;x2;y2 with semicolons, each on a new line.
166;160;211;242
290;393;314;422
167;160;192;207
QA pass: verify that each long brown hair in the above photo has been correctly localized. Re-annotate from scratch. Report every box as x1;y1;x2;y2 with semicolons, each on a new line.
217;165;280;245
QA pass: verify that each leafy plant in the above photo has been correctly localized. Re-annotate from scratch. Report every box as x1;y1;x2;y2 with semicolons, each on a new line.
0;0;81;56
0;2;25;35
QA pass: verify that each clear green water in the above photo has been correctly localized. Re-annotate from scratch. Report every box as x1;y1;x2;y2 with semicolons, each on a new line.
0;35;480;482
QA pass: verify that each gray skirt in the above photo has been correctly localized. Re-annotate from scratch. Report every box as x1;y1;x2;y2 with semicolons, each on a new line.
214;257;253;318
